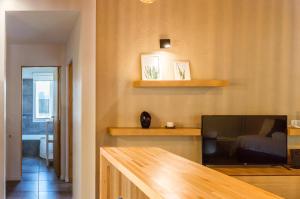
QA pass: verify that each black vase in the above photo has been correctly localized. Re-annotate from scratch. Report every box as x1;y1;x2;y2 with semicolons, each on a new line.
140;111;151;129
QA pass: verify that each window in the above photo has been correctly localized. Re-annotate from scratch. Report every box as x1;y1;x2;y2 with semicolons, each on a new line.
35;81;51;118
33;72;54;121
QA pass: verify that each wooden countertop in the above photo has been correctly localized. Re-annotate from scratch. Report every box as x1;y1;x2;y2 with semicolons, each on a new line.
100;147;282;199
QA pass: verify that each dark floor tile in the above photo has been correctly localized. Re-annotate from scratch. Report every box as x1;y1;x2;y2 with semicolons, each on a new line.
39;159;53;166
21;173;38;181
39;181;72;192
22;165;39;173
39;171;59;181
39;191;72;199
6;191;38;199
39;159;55;172
6;157;72;198
39;164;55;172
39;159;47;166
6;181;38;192
22;157;40;166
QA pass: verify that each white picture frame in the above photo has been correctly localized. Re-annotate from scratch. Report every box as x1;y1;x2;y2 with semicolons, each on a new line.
141;54;161;80
173;61;191;80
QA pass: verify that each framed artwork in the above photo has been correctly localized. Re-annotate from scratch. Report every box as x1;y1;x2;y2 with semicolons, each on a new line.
173;61;191;80
141;54;161;80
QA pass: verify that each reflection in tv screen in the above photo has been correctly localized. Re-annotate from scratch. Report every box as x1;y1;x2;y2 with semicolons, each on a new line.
202;115;287;165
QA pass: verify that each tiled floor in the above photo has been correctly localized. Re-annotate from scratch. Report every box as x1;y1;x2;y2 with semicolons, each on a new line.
6;157;72;199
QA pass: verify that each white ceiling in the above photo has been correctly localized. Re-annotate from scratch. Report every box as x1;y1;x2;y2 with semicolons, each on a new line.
6;11;79;44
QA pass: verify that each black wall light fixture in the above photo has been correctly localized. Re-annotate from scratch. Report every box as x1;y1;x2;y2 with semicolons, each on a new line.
160;39;171;49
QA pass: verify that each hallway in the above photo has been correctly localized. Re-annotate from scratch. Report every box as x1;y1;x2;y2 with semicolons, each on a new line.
6;158;72;199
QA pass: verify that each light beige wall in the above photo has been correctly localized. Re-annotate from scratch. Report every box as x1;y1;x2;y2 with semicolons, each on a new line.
97;0;300;141
96;0;300;196
65;20;80;185
0;3;6;197
65;1;96;198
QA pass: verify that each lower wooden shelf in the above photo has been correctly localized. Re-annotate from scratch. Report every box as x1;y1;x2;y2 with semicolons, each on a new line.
108;127;201;136
288;145;300;149
108;127;298;137
288;127;300;136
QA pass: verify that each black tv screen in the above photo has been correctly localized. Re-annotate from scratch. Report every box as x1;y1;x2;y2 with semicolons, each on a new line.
202;115;287;165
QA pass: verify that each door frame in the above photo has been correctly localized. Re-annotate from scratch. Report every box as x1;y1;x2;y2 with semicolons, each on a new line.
67;61;73;182
20;66;61;176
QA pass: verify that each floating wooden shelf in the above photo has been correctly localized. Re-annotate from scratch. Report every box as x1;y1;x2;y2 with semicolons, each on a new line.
108;127;201;136
109;127;297;136
133;80;229;88
288;145;300;149
288;127;300;136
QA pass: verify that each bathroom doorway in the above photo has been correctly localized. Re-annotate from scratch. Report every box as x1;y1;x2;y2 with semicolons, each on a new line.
21;66;60;175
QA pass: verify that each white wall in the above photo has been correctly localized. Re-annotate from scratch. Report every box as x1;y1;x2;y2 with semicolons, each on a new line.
64;1;96;196
6;44;65;180
0;1;96;199
0;3;6;198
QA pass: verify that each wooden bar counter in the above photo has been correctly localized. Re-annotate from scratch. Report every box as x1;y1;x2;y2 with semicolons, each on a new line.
100;147;281;199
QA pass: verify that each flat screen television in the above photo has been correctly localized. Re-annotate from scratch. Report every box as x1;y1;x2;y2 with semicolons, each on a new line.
202;115;287;166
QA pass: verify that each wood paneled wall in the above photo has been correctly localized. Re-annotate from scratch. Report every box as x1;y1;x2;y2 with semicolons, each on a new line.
96;0;300;196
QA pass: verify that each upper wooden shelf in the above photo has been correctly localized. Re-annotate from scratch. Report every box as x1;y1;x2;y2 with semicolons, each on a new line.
108;127;201;136
133;80;229;88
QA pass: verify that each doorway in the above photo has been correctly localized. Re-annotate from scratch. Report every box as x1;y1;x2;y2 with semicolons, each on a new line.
6;66;72;199
21;67;59;169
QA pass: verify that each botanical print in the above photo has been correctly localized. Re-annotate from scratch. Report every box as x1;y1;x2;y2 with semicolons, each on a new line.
141;55;160;80
174;61;191;80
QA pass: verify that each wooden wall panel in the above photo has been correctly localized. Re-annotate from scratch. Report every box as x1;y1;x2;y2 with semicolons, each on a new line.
97;0;300;134
114;136;201;163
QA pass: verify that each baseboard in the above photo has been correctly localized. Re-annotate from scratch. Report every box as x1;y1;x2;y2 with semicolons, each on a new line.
6;177;21;181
